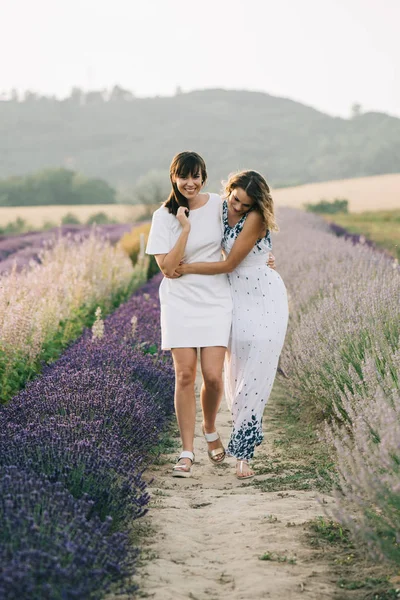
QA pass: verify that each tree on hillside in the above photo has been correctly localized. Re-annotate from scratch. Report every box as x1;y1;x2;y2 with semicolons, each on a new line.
351;103;363;118
73;175;116;204
0;169;116;206
1;89;399;186
131;170;170;211
68;87;85;106
108;85;135;102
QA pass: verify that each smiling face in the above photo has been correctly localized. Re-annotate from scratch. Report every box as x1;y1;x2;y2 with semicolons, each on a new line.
173;169;203;200
228;187;255;217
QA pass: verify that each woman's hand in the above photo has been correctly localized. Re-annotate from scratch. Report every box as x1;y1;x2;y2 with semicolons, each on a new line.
268;252;276;269
176;206;190;230
175;263;189;275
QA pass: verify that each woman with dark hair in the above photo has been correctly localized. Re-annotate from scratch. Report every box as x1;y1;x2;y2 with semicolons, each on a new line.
146;151;233;477
177;170;288;479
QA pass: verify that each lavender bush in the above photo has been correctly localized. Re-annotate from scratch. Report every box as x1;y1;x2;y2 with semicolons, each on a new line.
0;228;147;402
0;223;133;275
273;208;400;564
0;273;175;596
275;208;399;420
0;466;135;600
324;352;400;563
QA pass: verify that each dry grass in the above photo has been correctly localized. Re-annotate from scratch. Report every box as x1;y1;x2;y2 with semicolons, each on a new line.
0;204;150;228
273;173;400;213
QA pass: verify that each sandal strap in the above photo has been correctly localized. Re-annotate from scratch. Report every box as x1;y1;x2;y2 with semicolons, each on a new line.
203;430;220;442
178;451;194;462
173;463;190;471
209;447;225;458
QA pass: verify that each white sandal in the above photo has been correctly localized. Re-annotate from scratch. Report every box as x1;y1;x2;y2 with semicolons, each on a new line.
236;460;255;480
202;425;226;464
172;451;195;478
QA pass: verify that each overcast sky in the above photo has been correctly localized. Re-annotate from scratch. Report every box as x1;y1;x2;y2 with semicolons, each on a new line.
1;0;399;118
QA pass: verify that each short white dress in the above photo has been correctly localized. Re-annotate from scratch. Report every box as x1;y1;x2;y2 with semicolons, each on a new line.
222;200;289;460
146;194;232;350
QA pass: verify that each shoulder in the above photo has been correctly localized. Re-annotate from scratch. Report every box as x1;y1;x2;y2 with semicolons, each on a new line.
152;205;174;223
245;209;264;227
208;192;222;204
207;193;223;212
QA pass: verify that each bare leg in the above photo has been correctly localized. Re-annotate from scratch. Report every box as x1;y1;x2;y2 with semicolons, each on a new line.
171;348;198;469
200;346;226;457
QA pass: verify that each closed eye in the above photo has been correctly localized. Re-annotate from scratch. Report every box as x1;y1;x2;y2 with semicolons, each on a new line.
233;195;250;208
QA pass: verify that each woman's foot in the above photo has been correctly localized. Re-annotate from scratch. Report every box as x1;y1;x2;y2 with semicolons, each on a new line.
202;424;226;464
172;451;195;478
236;459;255;479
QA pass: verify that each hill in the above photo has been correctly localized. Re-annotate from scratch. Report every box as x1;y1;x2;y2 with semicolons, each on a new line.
1;89;400;187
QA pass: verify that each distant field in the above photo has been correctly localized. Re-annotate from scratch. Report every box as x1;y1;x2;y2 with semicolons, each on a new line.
0;204;149;228
324;210;400;260
273;173;400;213
1;172;400;230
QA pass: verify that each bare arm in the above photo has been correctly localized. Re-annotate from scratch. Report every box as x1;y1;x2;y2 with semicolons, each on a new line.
176;211;265;276
155;207;190;277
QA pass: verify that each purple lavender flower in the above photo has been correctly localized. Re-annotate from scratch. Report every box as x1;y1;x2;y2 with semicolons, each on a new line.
0;465;136;600
0;273;174;596
0;223;134;275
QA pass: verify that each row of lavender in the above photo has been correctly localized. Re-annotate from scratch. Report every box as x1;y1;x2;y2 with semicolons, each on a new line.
274;208;400;564
0;273;175;599
0;229;142;403
0;223;133;275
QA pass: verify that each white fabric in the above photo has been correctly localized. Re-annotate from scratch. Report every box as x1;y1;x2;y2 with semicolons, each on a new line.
146;194;232;350
222;202;289;460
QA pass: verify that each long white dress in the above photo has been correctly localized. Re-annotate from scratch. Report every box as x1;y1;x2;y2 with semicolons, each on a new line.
146;194;232;350
222;200;289;460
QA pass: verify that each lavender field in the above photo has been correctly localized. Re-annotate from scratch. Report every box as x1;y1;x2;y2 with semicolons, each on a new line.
0;273;175;598
0;223;133;275
0;227;147;402
0;206;399;598
275;208;400;565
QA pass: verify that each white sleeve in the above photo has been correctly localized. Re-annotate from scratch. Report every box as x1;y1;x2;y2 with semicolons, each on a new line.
145;208;172;255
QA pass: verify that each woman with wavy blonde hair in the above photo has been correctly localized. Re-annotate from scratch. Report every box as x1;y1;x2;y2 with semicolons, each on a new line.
177;170;288;479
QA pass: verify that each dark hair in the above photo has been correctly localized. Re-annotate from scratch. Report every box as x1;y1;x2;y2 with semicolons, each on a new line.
164;151;207;215
223;170;278;231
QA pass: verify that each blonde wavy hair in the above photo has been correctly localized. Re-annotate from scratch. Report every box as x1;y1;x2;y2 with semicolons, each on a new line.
223;170;278;232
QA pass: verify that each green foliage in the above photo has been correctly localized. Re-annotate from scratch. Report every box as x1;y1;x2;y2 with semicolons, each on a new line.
259;552;297;564
305;198;349;214
309;517;353;546
1;89;400;187
147;255;161;279
306;518;399;598
0;168;116;207
0;217;27;235
131;169;170;207
61;212;81;225
85;211;117;225
252;382;334;494
0;211;118;235
327;209;400;260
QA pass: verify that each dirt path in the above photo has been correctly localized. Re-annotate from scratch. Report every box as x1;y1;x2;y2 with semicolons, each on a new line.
136;364;339;600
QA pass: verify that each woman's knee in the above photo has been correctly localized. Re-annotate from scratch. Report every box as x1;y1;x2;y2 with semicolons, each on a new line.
203;372;223;392
175;367;196;388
